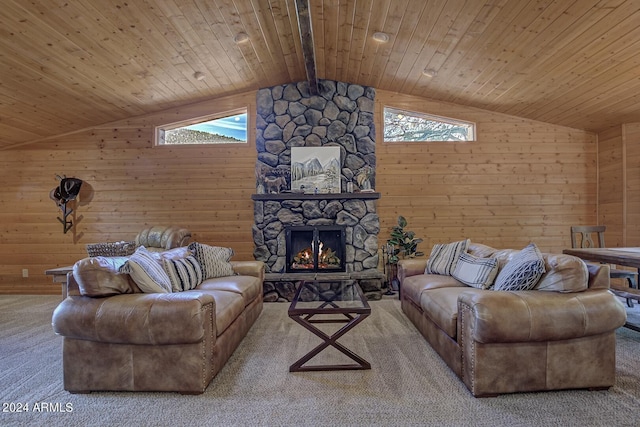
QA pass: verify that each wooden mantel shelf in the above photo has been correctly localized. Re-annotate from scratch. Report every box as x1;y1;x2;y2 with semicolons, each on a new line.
251;192;380;201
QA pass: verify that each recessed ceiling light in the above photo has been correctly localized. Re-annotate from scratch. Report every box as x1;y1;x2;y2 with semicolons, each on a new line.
422;68;437;78
193;71;206;81
372;32;390;43
234;32;249;44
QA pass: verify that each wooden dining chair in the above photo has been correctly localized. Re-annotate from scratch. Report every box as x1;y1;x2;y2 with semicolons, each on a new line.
571;225;637;307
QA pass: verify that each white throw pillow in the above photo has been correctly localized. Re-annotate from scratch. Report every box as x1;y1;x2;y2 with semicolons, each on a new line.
493;243;546;291
452;252;499;289
425;239;470;276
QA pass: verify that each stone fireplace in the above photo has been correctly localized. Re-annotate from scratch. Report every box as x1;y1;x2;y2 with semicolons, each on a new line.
252;79;382;301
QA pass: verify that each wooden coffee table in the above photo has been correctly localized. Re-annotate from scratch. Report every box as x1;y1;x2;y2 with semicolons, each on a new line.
288;279;371;372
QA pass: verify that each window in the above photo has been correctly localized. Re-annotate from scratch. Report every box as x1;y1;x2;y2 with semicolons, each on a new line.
383;107;475;142
156;108;247;145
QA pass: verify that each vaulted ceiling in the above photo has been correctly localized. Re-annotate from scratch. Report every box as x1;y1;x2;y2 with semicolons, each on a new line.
2;0;639;150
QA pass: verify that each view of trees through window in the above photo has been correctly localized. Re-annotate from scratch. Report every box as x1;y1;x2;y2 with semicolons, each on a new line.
156;109;247;145
383;107;474;142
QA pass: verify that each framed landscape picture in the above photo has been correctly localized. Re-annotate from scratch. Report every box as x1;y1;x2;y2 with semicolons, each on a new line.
291;147;341;194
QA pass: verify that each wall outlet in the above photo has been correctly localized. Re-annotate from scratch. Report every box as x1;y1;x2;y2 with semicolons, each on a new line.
22;269;28;278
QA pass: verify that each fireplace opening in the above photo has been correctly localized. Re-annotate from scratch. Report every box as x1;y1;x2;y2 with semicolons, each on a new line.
285;225;346;273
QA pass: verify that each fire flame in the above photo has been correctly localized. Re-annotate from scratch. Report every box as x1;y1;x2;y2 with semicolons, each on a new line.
292;240;340;270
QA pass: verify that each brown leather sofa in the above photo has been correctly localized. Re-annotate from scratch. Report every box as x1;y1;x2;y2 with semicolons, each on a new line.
52;252;264;394
399;242;627;397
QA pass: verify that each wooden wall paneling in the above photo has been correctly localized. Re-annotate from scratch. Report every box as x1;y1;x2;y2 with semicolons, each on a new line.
597;126;624;247
375;89;597;256
1;86;601;294
623;123;640;245
0;90;257;295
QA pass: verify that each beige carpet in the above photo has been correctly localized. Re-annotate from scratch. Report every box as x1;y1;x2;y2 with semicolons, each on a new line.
1;295;640;427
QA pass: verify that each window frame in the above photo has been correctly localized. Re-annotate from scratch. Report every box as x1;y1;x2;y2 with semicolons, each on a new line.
154;107;249;147
382;106;476;143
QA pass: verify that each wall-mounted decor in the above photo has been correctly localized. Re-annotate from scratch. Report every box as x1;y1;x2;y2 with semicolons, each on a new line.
49;175;83;234
291;146;341;194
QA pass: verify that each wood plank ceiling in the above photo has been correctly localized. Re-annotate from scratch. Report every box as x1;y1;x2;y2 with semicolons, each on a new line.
1;0;639;150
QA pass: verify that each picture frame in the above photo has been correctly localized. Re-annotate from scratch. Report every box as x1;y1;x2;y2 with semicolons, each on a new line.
291;147;341;194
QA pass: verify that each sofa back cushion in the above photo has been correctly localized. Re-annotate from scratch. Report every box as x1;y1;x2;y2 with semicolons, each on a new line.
536;253;588;292
469;242;589;293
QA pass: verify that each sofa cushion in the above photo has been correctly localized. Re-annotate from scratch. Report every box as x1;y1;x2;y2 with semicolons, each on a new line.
426;239;470;275
452;252;499;289
73;256;138;297
206;290;245;336
420;287;483;339
493;243;545;291
119;247;172;293
162;256;203;292
468;242;498;258
188;242;235;279
402;273;465;305
199;275;262;307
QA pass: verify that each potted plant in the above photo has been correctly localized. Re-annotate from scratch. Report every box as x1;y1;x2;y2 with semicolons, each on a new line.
385;216;424;293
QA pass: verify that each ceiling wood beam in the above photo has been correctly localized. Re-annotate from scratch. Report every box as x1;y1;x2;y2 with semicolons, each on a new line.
294;0;318;95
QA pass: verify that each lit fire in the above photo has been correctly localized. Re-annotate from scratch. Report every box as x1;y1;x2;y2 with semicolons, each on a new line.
291;240;341;269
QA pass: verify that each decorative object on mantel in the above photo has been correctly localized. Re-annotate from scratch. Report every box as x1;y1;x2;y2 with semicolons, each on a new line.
356;165;374;191
49;174;83;234
385;216;424;293
255;163;289;194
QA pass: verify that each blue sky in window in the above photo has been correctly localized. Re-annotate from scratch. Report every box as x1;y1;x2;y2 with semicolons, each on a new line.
186;113;247;141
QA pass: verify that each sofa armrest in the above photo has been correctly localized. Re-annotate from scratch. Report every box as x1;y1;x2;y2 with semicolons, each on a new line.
586;263;611;289
457;289;626;343
398;259;428;283
230;261;265;281
52;292;216;345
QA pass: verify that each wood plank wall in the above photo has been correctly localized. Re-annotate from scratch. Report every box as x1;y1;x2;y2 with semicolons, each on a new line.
0;88;598;295
375;90;597;255
625;123;640;245
598;126;625;246
0;91;257;295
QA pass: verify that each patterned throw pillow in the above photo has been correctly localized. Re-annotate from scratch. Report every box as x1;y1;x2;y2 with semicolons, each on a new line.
119;247;172;293
162;256;203;292
187;242;235;279
426;239;470;276
493;243;546;291
452;252;499;289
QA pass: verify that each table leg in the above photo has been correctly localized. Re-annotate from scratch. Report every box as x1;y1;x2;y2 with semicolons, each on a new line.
289;312;370;372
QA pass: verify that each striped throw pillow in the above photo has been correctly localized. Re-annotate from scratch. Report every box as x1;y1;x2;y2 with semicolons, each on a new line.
452;252;499;289
162;256;203;292
426;239;470;276
119;247;172;293
188;242;235;279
